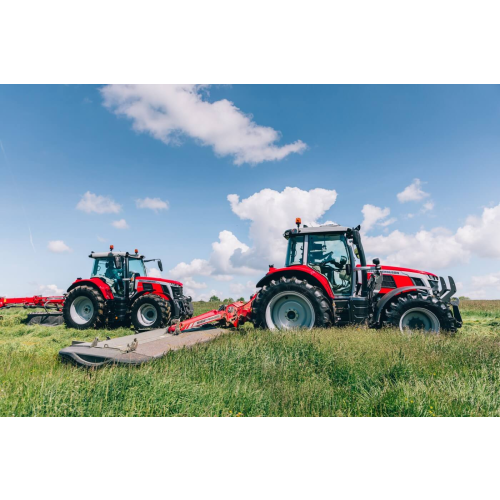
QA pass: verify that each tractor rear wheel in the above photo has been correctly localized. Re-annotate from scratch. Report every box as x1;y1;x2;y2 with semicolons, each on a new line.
63;286;106;330
384;292;457;334
131;295;171;330
252;277;333;330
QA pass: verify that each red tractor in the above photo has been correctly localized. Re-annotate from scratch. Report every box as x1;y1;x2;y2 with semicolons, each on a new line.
171;220;462;334
59;221;463;367
62;246;193;330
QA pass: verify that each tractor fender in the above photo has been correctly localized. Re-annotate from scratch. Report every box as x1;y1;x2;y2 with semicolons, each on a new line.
373;286;430;325
66;278;114;300
256;266;334;299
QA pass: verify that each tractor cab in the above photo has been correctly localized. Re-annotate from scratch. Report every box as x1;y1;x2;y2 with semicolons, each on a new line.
283;221;368;298
89;246;162;297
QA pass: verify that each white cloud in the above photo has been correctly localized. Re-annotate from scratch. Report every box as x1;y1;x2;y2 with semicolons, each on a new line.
147;267;162;278
380;217;397;227
112;219;129;229
364;228;469;269
168;187;338;288
47;240;71;253
101;84;307;165
455;204;500;259
397;179;430;203
229;280;257;298
76;191;121;214
422;201;435;212
228;187;337;270
183;278;208;290
364;202;500;270
38;284;64;295
136;197;169;212
460;272;500;299
361;204;395;232
169;258;214;279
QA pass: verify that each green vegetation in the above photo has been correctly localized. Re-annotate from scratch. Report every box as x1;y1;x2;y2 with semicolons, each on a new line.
0;300;499;416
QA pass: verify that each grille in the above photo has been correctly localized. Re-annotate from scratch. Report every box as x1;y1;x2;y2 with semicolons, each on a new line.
429;280;439;292
382;275;396;288
412;277;425;287
143;283;153;291
171;285;183;299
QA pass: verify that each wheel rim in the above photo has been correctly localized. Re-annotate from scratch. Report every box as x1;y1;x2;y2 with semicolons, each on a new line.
265;291;315;330
70;296;94;325
138;303;158;326
400;307;440;334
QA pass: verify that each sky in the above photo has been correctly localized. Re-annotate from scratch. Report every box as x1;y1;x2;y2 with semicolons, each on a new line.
1;84;500;300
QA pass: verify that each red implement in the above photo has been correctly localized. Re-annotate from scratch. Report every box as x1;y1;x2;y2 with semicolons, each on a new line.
167;297;255;333
0;295;65;310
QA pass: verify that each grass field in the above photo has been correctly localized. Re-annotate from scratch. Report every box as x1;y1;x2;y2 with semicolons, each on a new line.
1;300;499;416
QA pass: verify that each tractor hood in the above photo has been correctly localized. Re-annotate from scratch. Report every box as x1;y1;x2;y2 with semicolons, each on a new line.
136;276;184;287
360;264;438;278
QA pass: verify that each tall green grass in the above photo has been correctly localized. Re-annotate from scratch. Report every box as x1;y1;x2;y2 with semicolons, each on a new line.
0;300;499;416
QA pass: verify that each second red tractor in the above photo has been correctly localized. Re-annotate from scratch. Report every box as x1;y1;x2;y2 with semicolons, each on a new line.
62;247;193;330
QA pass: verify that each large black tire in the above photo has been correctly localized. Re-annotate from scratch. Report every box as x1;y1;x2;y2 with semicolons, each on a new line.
252;276;333;330
131;294;171;330
63;286;106;330
384;292;457;334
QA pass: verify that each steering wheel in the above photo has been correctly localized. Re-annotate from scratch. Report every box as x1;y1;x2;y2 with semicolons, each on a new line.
322;256;343;269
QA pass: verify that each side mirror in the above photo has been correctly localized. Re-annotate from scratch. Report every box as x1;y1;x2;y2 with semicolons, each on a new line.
158;260;163;272
114;256;122;269
372;258;380;265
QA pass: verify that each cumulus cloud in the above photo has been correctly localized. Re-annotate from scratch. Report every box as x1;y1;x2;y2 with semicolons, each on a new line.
229;280;257;298
455;204;500;259
422;201;435;213
147;267;162;278
112;219;129;229
38;284;64;295
361;204;395;232
47;240;71;253
397;179;430;203
136;197;169;212
169;258;214;279
168;187;338;285
457;273;500;299
363;202;500;270
101;85;307;165
228;187;337;270
76;191;121;214
364;228;469;269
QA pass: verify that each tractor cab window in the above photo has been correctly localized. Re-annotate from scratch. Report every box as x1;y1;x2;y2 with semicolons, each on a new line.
285;235;305;266
91;257;124;280
128;258;147;277
91;257;125;296
307;234;352;295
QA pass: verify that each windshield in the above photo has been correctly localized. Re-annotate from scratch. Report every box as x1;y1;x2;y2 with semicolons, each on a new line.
307;234;352;295
285;236;305;266
129;258;147;276
91;257;123;281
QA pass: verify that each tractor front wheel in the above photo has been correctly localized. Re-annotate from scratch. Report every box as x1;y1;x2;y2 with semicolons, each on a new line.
131;295;171;330
63;286;106;330
252;277;333;330
384;292;457;334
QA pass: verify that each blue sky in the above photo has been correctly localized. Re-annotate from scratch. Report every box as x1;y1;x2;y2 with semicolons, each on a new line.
1;85;499;299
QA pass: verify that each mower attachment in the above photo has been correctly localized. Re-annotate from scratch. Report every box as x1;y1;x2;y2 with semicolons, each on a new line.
26;312;64;326
59;327;226;368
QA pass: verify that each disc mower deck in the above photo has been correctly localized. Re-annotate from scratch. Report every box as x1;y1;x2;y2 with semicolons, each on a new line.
59;327;226;368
